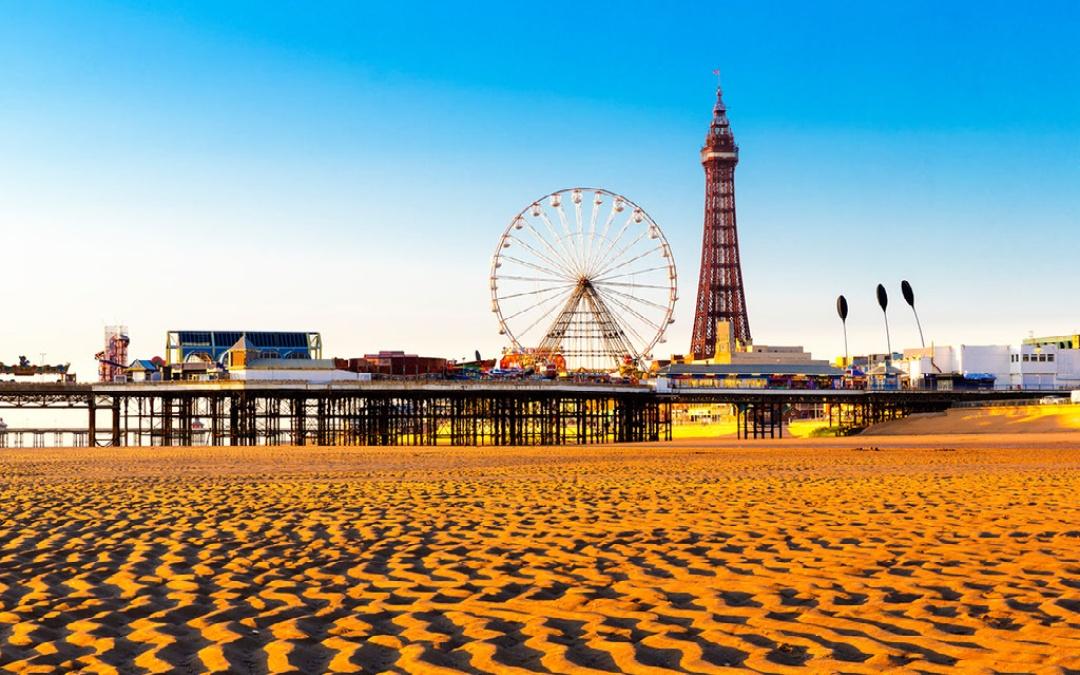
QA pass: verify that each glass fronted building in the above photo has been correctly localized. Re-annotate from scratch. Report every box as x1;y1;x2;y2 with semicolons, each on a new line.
165;331;322;365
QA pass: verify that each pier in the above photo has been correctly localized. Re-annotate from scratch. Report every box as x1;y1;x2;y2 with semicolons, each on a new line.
0;382;670;447
0;382;1055;446
662;388;1052;438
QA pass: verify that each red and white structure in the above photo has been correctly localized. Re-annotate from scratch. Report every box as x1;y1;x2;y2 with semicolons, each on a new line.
96;325;129;383
690;81;752;360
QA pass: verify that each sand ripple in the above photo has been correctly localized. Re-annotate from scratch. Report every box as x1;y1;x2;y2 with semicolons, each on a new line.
0;440;1078;672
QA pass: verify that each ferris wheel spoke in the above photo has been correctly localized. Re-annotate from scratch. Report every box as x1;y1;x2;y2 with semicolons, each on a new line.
593;243;663;280
603;314;649;352
519;290;577;339
590;308;659;359
583;203;620;276
592;284;671;313
586;289;650;353
598;308;650;349
522;221;580;279
593;264;671;283
537;210;580;276
553;202;585;275
500;254;569;280
500;285;574;323
590;213;634;273
585;193;601;274
573;195;585;273
498;274;572;284
581;289;639;361
497;282;575;302
506;234;577;279
591;285;664;333
593;280;672;290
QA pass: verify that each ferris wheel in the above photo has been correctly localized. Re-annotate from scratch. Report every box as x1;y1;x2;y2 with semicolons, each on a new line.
490;187;677;371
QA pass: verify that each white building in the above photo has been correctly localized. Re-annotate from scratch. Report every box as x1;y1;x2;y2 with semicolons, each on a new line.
901;343;1080;390
1009;343;1080;390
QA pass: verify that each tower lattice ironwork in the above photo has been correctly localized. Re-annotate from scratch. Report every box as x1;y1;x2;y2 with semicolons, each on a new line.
690;82;751;359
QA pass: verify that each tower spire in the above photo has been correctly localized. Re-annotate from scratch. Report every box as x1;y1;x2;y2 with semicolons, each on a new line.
705;83;736;150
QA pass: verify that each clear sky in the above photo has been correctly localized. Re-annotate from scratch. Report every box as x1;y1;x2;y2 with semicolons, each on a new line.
2;1;1079;379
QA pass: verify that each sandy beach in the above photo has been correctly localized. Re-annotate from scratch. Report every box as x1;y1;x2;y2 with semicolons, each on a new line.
1;436;1078;673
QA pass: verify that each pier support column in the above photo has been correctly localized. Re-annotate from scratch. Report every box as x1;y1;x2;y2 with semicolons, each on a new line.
88;395;97;447
316;397;327;446
111;398;121;447
229;395;239;446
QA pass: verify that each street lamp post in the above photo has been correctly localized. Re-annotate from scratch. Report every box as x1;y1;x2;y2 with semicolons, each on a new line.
901;280;925;349
876;284;891;365
836;295;849;366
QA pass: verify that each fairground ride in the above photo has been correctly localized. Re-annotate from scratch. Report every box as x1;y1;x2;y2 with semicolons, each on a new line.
0;356;71;379
490;188;677;372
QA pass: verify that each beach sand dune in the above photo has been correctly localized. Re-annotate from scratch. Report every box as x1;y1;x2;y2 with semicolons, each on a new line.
862;404;1080;436
0;437;1078;672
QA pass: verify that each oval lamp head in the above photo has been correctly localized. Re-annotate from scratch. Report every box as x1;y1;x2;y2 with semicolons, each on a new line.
901;279;915;307
836;295;848;321
876;284;888;312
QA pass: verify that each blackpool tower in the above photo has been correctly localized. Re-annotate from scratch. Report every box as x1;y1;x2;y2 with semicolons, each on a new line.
689;82;751;359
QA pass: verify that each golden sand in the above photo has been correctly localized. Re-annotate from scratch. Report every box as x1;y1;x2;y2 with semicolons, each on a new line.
673;404;1080;440
864;404;1080;436
1;436;1078;673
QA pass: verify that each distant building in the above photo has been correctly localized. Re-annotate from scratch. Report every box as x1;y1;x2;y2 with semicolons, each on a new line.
1009;343;1080;390
163;330;323;380
865;363;905;391
1023;333;1080;350
694;321;833;368
125;359;162;383
836;353;903;371
165;330;322;366
337;351;448;377
900;341;1080;390
656;321;842;391
655;362;844;392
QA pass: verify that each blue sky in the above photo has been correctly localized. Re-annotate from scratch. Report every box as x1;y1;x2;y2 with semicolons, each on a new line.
2;2;1078;377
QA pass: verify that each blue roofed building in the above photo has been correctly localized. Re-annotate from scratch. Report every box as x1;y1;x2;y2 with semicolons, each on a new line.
166;331;322;366
125;359;162;382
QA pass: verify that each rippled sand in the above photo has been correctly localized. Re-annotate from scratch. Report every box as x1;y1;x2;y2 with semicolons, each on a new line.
1;436;1078;673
